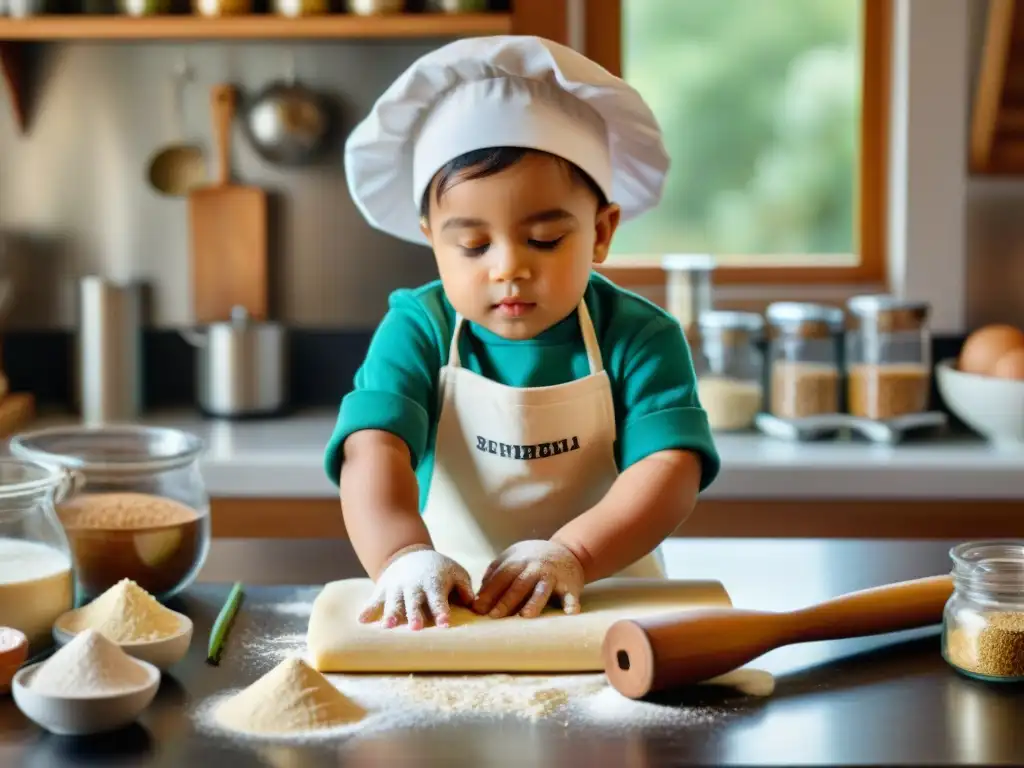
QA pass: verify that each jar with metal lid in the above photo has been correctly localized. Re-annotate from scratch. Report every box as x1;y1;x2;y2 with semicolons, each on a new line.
10;425;210;603
662;253;715;344
765;302;844;419
845;295;932;420
943;541;1024;683
696;311;765;431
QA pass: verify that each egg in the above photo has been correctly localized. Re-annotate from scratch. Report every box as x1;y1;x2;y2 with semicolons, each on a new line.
958;324;1024;376
992;347;1024;381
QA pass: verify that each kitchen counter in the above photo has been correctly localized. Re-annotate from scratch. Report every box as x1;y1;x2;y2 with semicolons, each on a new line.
24;409;1024;501
0;537;1017;766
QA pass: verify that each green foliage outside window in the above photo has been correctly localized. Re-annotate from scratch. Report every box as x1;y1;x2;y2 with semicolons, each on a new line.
612;0;863;261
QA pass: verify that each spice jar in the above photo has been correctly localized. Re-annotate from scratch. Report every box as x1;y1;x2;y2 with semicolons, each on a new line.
943;540;1024;683
696;311;765;431
348;0;403;13
845;295;932;421
10;425;210;603
662;253;715;345
765;302;844;419
192;0;250;16
0;458;76;652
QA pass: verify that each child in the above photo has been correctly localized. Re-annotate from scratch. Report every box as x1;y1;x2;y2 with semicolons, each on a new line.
324;35;720;630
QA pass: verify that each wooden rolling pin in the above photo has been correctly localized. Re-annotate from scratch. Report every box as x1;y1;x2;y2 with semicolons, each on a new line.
602;574;954;699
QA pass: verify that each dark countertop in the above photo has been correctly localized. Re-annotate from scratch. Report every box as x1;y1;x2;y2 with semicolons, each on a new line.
0;538;1021;766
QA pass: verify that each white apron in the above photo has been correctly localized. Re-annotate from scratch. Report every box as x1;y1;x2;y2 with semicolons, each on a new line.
421;299;666;588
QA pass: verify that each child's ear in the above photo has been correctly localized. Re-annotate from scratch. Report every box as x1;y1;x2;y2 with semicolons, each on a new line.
592;203;621;265
419;216;431;244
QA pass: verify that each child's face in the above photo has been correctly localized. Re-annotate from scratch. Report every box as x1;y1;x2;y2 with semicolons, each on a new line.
420;153;620;340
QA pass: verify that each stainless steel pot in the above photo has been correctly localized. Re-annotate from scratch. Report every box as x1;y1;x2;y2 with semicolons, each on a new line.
181;307;288;419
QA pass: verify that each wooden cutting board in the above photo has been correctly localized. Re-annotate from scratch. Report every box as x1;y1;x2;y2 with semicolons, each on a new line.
188;83;268;324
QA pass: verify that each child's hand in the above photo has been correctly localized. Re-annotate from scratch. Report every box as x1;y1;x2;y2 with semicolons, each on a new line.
359;547;474;630
472;540;584;619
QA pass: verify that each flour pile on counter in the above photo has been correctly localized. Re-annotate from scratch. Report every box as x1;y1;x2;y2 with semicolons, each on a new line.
215;657;367;736
62;578;182;642
30;629;150;697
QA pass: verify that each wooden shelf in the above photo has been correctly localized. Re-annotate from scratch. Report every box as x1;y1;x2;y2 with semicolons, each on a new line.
0;12;511;40
0;11;509;133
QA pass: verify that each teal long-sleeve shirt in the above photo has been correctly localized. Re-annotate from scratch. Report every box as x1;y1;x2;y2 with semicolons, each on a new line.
324;272;721;512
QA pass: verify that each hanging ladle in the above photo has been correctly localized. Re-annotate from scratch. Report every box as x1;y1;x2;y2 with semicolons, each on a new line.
147;58;207;197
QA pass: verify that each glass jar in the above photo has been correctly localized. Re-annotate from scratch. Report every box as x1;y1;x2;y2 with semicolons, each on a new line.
0;458;76;652
765;302;844;419
696;311;765;431
348;0;404;13
662;253;715;346
10;425;209;603
426;0;487;10
845;295;932;421
943;540;1024;683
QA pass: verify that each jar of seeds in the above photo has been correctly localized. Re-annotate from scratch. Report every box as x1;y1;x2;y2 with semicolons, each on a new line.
845;295;932;421
765;302;844;420
943;540;1024;683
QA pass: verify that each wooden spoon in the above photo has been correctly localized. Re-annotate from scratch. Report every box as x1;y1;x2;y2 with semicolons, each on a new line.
602;574;953;699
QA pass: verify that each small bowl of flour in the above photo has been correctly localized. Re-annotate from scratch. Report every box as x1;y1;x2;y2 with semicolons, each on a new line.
53;578;193;670
12;628;160;736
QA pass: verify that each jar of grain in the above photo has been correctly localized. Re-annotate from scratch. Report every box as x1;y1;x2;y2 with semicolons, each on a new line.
662;253;715;346
10;425;209;603
0;458;76;653
943;540;1024;683
696;310;765;431
845;295;932;421
765;302;844;419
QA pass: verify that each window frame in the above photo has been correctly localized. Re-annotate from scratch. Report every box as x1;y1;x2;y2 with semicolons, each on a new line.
514;0;893;289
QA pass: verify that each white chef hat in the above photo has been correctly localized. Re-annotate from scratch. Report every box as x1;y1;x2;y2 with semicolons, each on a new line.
344;35;670;245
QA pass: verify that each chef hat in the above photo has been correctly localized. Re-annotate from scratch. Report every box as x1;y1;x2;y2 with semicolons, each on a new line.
344;35;670;245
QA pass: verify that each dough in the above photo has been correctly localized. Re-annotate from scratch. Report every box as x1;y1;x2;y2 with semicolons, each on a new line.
307;577;731;673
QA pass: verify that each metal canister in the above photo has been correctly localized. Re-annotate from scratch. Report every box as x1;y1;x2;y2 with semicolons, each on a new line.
661;253;715;343
75;276;142;425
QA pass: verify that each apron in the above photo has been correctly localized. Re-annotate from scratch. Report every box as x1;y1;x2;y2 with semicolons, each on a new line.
421;299;666;589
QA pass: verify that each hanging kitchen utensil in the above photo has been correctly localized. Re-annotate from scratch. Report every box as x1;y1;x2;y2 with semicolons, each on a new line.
187;83;269;324
147;58;207;197
242;51;333;167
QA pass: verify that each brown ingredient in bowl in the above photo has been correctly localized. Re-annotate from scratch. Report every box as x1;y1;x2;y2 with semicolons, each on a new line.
770;362;839;419
847;363;930;420
946;612;1024;679
58;492;204;599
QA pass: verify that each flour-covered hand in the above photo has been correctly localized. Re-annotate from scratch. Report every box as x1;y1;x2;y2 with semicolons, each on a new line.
473;540;585;619
360;547;474;630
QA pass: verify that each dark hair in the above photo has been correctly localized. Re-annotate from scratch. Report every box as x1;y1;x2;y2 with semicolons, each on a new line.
419;147;608;218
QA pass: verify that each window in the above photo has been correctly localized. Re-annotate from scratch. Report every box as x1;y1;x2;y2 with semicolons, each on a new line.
585;0;891;286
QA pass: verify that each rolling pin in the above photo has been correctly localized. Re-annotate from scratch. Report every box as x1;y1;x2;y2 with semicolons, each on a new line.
602;573;954;699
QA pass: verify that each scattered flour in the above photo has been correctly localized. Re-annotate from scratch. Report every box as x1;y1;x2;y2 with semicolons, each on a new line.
62;578;183;643
195;594;774;744
215;657;367;737
30;628;151;697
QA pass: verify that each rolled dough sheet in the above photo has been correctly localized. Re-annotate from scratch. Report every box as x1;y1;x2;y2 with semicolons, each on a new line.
307;577;732;673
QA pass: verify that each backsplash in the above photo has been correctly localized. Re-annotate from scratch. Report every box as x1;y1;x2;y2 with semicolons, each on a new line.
0;40;446;329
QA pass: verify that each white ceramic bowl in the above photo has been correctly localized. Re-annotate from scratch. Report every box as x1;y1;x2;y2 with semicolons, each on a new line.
12;657;160;736
52;610;193;671
935;358;1024;447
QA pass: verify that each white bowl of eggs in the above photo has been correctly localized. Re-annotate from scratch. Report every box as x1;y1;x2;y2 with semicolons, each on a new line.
935;324;1024;448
